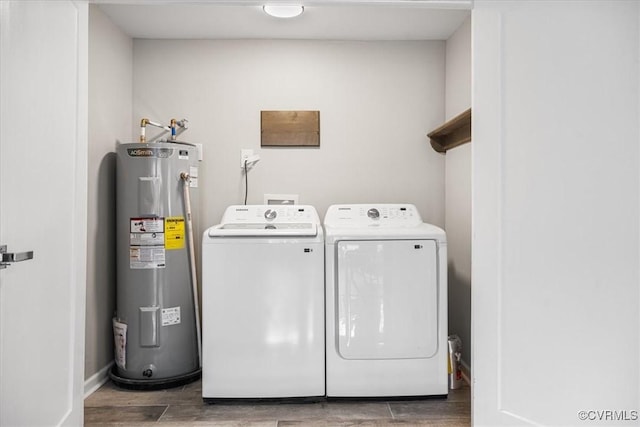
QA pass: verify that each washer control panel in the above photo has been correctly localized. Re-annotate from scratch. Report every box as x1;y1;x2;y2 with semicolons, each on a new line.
264;209;278;220
325;204;422;227
221;205;319;224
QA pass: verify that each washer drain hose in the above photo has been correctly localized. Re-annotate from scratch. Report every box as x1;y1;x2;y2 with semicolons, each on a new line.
180;172;202;368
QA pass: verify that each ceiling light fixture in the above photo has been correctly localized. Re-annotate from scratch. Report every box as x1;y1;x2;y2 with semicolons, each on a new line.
263;4;304;19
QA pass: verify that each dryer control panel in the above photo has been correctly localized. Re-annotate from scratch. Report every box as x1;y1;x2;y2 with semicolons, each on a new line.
324;204;423;227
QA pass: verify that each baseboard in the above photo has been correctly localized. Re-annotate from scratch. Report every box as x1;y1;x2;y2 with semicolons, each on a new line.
84;361;114;399
460;359;471;386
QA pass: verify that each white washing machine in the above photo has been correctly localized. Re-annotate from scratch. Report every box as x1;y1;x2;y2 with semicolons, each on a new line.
202;205;324;400
324;204;448;398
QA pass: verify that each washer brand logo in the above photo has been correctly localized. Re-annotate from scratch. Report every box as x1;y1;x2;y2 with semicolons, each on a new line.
127;148;172;158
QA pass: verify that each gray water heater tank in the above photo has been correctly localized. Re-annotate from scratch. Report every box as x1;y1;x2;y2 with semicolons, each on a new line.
113;141;200;387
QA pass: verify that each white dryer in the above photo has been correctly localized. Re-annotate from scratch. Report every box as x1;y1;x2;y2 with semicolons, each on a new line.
202;205;324;400
324;204;447;398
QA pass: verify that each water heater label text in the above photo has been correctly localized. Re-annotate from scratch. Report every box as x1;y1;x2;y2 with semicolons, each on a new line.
127;148;173;158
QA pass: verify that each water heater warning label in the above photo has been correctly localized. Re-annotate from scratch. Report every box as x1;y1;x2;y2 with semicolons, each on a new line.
164;217;185;250
130;217;166;269
162;307;181;326
129;247;165;269
131;218;163;233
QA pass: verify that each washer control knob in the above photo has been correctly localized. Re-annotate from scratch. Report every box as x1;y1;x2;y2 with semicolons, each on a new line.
264;209;277;220
367;208;380;219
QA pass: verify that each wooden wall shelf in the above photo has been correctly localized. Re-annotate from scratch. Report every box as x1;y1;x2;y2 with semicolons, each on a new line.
427;108;471;153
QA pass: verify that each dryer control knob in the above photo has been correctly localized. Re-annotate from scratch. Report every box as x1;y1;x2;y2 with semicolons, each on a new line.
264;209;277;220
367;208;380;219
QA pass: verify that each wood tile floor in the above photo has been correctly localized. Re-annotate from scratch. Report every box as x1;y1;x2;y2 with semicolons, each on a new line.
85;379;471;426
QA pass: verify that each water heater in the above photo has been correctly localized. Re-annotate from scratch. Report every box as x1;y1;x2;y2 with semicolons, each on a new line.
112;141;201;388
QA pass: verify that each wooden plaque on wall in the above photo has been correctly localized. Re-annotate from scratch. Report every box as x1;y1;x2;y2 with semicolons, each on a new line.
261;110;320;147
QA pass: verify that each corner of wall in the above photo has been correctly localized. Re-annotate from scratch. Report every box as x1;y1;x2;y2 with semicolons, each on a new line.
443;13;472;366
86;4;133;381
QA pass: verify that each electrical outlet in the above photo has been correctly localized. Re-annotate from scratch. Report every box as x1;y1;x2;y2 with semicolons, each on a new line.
241;149;254;165
241;149;254;168
240;149;261;169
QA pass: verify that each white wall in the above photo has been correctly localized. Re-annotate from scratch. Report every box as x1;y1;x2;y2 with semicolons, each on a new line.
86;5;132;381
445;16;471;121
473;1;639;424
444;16;472;368
132;39;446;230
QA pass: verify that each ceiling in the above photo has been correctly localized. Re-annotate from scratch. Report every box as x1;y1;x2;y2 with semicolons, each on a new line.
96;1;471;41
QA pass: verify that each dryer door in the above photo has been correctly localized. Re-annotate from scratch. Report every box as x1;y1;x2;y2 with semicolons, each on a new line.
336;239;439;360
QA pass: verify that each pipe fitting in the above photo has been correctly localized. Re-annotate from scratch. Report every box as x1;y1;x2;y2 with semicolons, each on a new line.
171;119;177;141
140;118;150;143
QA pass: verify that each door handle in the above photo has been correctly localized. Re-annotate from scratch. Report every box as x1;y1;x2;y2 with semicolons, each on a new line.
0;245;34;269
